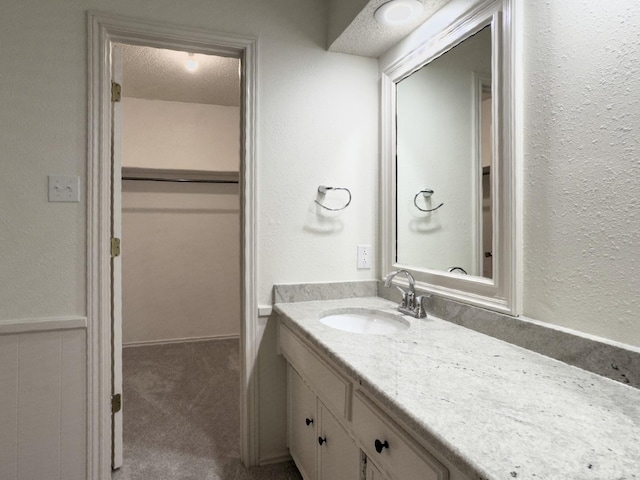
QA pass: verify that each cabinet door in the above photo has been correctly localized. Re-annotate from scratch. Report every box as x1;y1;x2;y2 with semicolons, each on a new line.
289;366;318;480
352;391;448;480
318;402;360;480
366;458;388;480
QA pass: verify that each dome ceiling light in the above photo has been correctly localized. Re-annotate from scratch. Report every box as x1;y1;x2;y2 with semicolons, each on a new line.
374;0;424;26
185;53;198;72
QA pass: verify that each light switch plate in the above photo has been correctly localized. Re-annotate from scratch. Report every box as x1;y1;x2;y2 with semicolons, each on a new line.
49;175;80;202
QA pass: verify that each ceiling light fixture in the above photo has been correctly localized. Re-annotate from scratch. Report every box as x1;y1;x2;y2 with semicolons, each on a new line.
185;53;198;72
374;0;424;26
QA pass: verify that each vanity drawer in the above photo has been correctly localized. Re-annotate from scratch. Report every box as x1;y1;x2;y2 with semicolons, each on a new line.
279;323;352;420
352;391;448;480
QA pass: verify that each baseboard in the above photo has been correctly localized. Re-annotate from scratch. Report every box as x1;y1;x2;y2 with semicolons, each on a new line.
0;316;87;335
258;451;292;466
123;333;240;348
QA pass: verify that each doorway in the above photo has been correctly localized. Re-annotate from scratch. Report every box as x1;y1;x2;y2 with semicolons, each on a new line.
88;14;259;479
113;42;242;476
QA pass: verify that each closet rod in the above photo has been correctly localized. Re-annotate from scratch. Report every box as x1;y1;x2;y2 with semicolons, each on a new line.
122;177;238;184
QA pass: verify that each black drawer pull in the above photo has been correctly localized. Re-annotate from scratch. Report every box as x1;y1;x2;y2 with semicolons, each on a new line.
318;436;327;446
305;418;314;426
375;439;389;453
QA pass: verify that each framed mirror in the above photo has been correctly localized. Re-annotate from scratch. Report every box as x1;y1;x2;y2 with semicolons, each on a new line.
380;0;519;314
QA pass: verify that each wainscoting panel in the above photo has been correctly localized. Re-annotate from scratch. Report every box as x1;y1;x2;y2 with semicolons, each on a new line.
0;319;86;480
0;335;18;480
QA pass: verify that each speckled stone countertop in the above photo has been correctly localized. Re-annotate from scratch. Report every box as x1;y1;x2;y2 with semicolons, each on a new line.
274;297;640;480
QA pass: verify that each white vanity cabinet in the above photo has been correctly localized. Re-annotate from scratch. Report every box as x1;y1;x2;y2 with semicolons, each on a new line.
352;390;448;480
288;366;320;480
365;457;388;480
281;318;360;480
279;321;462;480
288;366;361;480
317;400;361;479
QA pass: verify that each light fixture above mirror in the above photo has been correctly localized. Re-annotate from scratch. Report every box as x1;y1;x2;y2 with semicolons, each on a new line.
379;0;520;314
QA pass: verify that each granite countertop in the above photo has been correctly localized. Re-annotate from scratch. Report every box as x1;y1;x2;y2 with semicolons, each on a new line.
274;297;640;480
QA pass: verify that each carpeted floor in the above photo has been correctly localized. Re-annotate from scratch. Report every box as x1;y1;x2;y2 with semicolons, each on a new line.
112;339;302;480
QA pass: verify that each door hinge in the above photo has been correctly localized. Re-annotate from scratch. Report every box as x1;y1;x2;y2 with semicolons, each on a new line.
111;237;121;257
111;81;121;102
112;393;122;414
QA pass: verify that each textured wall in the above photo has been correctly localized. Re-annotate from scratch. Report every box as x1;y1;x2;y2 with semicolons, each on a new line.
0;0;379;321
121;182;240;345
522;1;640;345
0;0;379;471
327;0;369;47
121;98;241;345
257;44;379;304
122;98;240;172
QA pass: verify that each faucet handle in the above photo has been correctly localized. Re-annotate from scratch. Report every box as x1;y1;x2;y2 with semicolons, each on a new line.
415;294;431;318
405;290;415;308
399;290;408;307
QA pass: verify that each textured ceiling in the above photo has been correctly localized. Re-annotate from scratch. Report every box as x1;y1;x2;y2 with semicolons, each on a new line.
329;0;451;57
119;44;240;106
119;0;450;103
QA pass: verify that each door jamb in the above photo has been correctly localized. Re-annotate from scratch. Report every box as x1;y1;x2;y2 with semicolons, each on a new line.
87;12;258;479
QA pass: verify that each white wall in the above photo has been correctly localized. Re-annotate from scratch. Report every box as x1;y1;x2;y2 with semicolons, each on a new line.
0;0;379;474
121;98;241;345
0;0;379;327
396;26;491;275
383;0;640;347
522;1;640;346
122;98;240;172
122;181;240;345
327;0;369;47
7;0;637;476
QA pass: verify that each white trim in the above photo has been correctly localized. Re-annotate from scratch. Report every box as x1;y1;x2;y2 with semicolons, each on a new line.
258;452;293;466
472;72;492;277
379;0;519;315
0;316;87;335
123;334;240;348
512;0;524;315
87;12;259;479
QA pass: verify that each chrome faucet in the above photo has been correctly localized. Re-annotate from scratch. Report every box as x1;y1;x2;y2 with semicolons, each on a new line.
383;269;428;318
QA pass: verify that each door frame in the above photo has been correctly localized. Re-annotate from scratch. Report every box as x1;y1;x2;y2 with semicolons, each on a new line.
87;12;258;480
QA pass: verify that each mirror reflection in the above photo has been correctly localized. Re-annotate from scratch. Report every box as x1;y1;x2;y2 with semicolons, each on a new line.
396;25;493;278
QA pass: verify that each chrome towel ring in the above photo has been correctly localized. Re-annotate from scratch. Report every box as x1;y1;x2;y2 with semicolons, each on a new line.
414;188;444;212
315;185;352;211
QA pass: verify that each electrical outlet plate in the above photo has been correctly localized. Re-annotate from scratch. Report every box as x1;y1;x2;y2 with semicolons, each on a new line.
48;175;80;202
357;245;372;269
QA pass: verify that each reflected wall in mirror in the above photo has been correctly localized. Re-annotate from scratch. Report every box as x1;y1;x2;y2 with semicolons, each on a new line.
396;25;493;278
380;0;518;314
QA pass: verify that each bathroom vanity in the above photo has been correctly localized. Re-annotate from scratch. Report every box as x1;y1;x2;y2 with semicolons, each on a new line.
280;317;454;480
275;297;640;480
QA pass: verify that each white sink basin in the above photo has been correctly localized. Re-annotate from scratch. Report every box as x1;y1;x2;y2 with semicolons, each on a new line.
319;308;409;335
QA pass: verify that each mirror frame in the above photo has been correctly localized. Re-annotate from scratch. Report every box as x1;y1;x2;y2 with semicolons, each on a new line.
380;0;520;314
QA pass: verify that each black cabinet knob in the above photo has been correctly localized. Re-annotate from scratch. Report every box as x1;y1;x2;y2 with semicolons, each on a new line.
318;436;327;446
305;418;314;426
374;439;389;453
